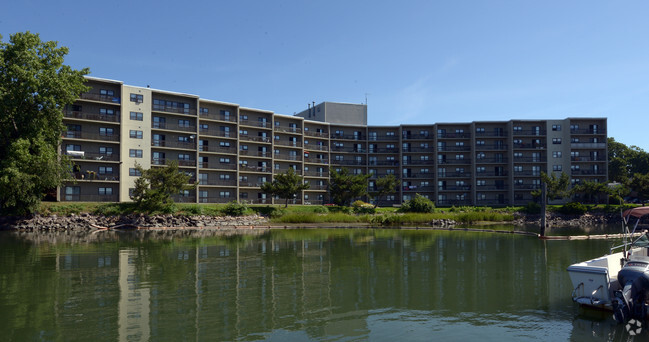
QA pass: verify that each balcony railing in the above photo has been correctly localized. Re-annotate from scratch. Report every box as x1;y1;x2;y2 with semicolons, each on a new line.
239;150;272;158
436;199;472;206
513;157;546;163
240;120;271;129
512;129;546;136
304;144;329;151
197;197;235;204
403;134;432;140
242;198;275;205
332;160;366;166
436;159;470;165
475;171;508;177
239;182;264;188
368;135;399;141
570;156;606;162
172;195;196;203
199;112;237;122
571;170;607;176
304;157;328;164
308;184;328;190
274;140;302;148
571;142;606;149
275;154;302;161
403;185;435;192
370;148;400;153
304;130;329;138
475;131;507;137
61;194;119;202
368;161;400;166
151;158;196;167
199;146;236;154
239;164;272;173
200;162;237;170
401;173;434;179
513;143;546;149
437;132;471;139
239;135;271;143
304;171;329;178
513;171;541;176
151;140;196;149
275;168;302;175
514;184;541;190
65;151;120;162
198;180;237;186
438;172;472;178
332;147;365;153
152;122;197;133
570;128;606;135
475;144;508;151
437;146;470;152
152;104;196;115
475;157;508;163
64;110;120;123
476;185;508;191
79;92;120;104
330;134;364;140
63;131;120;142
199;129;233;138
274;126;302;134
438;185;471;191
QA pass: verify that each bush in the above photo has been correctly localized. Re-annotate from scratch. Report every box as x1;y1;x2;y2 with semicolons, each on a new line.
222;201;248;216
352;200;376;214
560;202;588;215
313;206;329;214
522;202;541;214
399;194;435;213
327;205;352;214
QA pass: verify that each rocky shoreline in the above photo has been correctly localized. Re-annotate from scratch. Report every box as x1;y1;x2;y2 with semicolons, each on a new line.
0;211;628;232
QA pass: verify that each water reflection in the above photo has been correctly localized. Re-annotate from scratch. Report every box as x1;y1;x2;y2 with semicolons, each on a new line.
0;229;644;341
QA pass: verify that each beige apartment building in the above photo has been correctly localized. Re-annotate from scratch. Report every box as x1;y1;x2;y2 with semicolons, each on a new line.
60;77;608;206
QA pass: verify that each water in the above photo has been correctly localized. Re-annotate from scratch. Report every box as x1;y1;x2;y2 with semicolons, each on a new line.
0;228;642;341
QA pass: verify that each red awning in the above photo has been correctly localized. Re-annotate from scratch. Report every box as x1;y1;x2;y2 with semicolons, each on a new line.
623;207;649;219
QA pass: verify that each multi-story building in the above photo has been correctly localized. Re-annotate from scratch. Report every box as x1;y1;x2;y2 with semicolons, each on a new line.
60;77;608;206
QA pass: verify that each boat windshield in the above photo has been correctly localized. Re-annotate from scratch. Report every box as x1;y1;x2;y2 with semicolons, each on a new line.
632;233;649;248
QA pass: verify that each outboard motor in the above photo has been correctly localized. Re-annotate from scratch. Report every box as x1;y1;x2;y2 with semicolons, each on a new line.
613;261;649;324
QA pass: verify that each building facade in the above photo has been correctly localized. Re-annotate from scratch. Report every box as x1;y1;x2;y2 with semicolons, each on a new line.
60;77;608;206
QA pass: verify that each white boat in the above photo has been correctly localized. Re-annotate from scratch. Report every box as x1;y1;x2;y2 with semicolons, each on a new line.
567;207;649;323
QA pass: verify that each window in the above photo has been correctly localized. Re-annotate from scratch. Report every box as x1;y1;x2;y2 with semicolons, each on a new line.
129;130;143;139
99;146;113;155
553;165;562;171
420;168;429;174
240;114;248;120
219;157;230;163
455;141;464;146
100;127;114;136
386;131;395;137
99;187;113;195
99;108;115;116
514;126;522;132
476;166;485;173
98;166;113;174
514;152;523;159
477;180;486;186
220;191;231;198
129;168;142;176
130;111;143;121
178;153;190;161
421;155;429;161
219;174;231;180
552;124;561;131
66;144;81;152
476;140;485;146
476;152;485;159
130;93;143;103
100;89;114;97
200;108;209;114
178;136;189;143
387;144;395;149
178;119;190;128
386;156;395;161
552;138;562;144
129;149;143;158
219;141;230;148
455;154;464;160
514;166;523;172
570;124;579;132
513;139;522;144
64;186;80;201
152;99;190;113
476;127;485;133
553;151;562;158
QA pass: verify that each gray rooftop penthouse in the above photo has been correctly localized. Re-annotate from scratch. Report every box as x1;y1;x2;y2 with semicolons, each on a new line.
59;76;608;207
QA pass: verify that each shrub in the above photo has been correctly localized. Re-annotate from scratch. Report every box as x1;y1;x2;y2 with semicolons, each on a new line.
184;205;204;215
560;202;588;215
522;202;541;214
222;201;248;216
269;207;287;218
399;194;435;213
352;200;376;214
327;206;352;214
313;206;329;214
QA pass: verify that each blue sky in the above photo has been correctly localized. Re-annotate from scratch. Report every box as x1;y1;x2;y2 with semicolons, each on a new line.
3;1;649;150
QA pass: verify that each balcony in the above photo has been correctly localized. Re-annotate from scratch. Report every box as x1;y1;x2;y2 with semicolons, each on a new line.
475;157;508;164
438;185;471;191
475;144;508;151
368;161;400;166
79;92;120;104
239;164;272;173
239;181;264;188
151;140;196;150
438;172;472;178
199;145;236;154
401;173;433;179
275;153;302;161
304;130;329;138
571;128;606;135
275;168;302;175
65;151;120;162
368;135;399;141
475;171;508;177
240;120;271;129
62;194;119;202
513;143;546;149
476;185;508;191
437;146;471;152
332;146;365;153
570;156;606;162
304;157;328;164
513;129;546;136
274;140;303;148
571;170;607;176
274;125;302;134
304;144;329;151
152;122;197;133
152;104;196;116
198;180;237;186
308;184;327;190
475;131;507;137
199;112;237;123
403;134;432;140
513;157;546;163
64;110;120;123
513;171;541;177
239;135;271;143
239;150;272;158
171;195;196;203
69;172;119;182
514;184;541;190
370;148;400;153
63;131;120;142
200;162;237;170
198;197;235;204
437;132;471;139
304;171;329;178
436;199;472;206
436;159;470;165
403;185;435;192
332;160;366;166
571;142;606;149
199;128;234;138
330;134;364;140
151;158;196;167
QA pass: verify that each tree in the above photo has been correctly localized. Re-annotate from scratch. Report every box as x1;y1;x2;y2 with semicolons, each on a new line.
629;173;649;205
131;161;196;211
608;137;649;183
261;168;309;207
531;172;571;204
328;168;371;206
369;174;398;208
0;32;89;215
572;180;612;204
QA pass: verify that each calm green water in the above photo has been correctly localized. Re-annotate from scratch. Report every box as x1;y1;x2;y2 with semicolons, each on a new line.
0;229;641;341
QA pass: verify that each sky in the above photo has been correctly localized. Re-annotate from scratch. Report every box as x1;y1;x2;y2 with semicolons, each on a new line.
3;1;649;150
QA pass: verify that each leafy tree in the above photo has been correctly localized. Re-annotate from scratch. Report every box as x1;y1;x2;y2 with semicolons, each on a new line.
608;137;649;183
572;180;612;204
130;161;196;211
531;172;571;204
629;173;649;205
261;168;309;207
0;32;89;215
369;174;398;208
328;168;371;206
399;194;435;213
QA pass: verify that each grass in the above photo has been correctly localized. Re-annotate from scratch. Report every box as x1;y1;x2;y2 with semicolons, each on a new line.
270;212;370;224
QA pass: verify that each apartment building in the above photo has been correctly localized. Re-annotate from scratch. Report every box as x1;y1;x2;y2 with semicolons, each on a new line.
60;77;608;206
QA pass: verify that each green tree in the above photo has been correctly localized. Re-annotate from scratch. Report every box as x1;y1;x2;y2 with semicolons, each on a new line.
369;174;398;208
0;32;89;215
328;168;371;206
608;137;649;183
261;168;310;207
131;161;196;211
531;172;571;204
572;180;612;204
629;173;649;205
